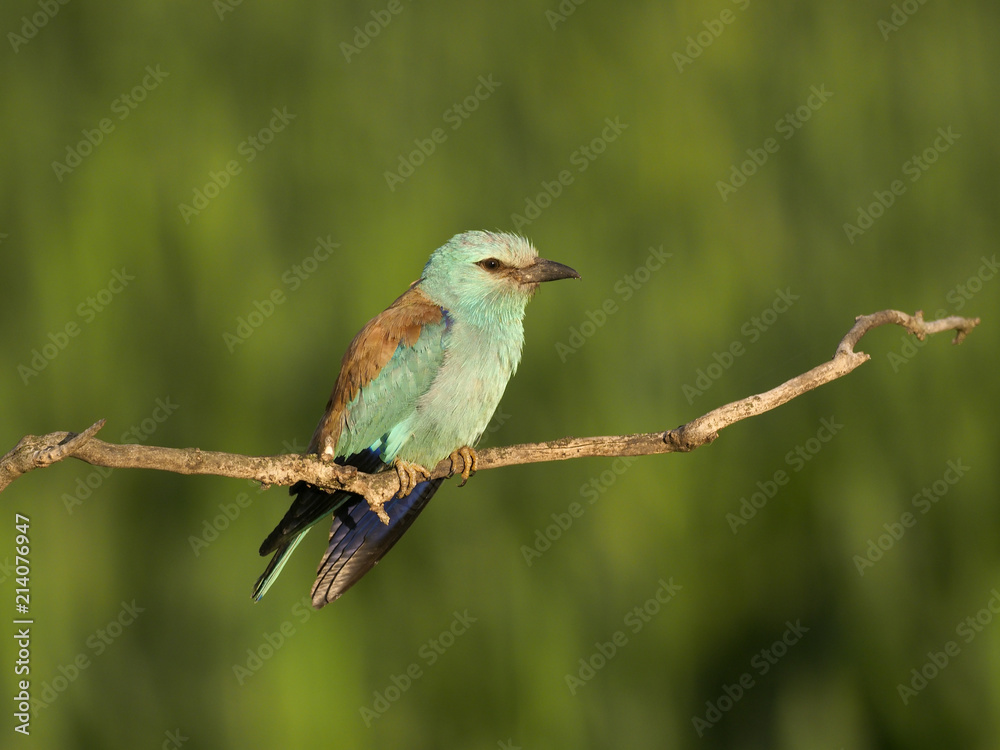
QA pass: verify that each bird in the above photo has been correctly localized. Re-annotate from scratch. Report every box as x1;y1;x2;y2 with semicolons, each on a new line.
253;230;579;608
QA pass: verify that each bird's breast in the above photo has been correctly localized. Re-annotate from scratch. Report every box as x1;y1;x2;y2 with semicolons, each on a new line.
396;318;524;467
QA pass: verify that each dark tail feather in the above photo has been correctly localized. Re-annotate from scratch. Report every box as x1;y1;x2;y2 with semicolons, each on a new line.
258;483;354;557
310;477;444;608
253;449;386;601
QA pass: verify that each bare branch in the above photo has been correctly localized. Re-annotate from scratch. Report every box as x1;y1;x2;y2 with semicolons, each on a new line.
0;430;366;495
0;310;981;521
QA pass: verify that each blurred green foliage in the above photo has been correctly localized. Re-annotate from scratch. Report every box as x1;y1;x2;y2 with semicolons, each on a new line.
2;1;999;748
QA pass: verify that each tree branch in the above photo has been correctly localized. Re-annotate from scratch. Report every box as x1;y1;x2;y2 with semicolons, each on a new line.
0;309;980;522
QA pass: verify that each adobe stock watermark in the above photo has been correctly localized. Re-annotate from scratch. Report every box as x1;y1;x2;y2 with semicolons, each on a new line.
178;107;296;224
682;288;798;404
30;599;144;716
233;595;317;685
726;416;844;534
897;586;1000;705
545;0;586;30
843;126;960;244
0;557;14;585
878;0;930;40
340;0;409;62
717;84;833;201
481;407;512;440
565;577;682;695
7;0;70;53
51;65;169;182
887;254;997;372
188;436;306;553
692;619;809;736
189;491;255;556
510;116;627;230
853;458;970;575
223;235;338;352
214;0;243;20
160;729;189;750
384;74;500;191
673;0;750;72
18;267;136;385
62;397;180;514
555;244;672;361
359;609;477;726
521;456;638;566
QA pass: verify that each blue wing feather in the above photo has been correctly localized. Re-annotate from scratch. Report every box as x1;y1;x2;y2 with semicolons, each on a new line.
310;478;444;607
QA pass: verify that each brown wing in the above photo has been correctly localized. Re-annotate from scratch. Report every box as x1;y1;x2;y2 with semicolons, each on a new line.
308;283;444;457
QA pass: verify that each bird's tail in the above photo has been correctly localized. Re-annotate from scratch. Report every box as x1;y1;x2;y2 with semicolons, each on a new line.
252;451;442;606
252;531;309;601
253;479;360;602
310;477;444;608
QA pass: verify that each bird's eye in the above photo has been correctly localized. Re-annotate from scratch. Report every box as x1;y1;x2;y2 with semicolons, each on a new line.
478;258;502;272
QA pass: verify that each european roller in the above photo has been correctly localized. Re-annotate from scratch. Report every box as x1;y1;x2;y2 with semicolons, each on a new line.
254;230;579;608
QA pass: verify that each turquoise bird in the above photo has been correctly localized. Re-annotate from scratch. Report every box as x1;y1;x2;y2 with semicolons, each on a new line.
254;230;579;607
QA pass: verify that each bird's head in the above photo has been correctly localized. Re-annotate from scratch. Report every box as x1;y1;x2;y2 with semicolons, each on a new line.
419;231;579;324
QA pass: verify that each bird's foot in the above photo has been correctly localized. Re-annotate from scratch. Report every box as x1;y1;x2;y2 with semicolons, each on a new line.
393;459;431;498
448;446;478;487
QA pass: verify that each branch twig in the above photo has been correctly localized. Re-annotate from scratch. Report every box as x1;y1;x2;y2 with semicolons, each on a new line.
0;310;981;521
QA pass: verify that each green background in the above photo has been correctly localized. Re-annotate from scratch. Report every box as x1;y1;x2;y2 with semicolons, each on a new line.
2;1;999;748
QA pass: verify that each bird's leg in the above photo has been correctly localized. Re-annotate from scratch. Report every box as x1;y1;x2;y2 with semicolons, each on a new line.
448;446;478;487
393;459;431;498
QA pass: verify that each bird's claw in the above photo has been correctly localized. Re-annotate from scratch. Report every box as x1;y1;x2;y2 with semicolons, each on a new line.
448;446;478;487
393;460;431;498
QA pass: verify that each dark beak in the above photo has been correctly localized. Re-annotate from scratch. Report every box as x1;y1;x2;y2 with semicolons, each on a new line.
516;257;581;284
